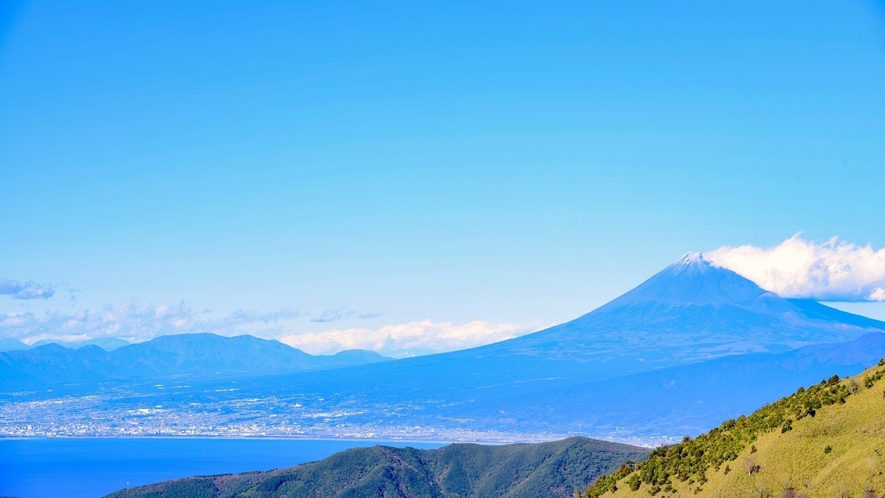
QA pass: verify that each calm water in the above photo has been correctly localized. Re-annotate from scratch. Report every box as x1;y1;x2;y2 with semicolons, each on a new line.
0;438;445;498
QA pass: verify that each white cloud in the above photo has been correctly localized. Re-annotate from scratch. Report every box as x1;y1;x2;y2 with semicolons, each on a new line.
705;235;885;302
0;298;535;358
280;319;541;357
0;302;301;344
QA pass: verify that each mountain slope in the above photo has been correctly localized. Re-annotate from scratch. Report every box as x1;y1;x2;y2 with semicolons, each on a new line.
301;254;885;403
0;333;391;386
254;253;885;396
458;253;885;375
527;332;885;436
185;332;885;440
0;337;28;352
105;437;650;498
584;361;885;498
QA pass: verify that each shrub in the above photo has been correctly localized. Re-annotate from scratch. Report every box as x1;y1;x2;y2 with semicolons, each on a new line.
627;475;641;491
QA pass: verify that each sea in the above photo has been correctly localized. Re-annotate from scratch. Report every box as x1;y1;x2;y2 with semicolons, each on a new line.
0;438;445;498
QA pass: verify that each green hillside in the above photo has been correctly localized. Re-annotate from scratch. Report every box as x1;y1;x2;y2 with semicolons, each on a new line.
584;361;885;498
106;437;648;498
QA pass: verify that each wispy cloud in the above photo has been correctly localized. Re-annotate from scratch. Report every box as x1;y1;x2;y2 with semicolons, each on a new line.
310;308;382;323
705;234;885;302
310;308;350;323
0;278;54;300
280;319;542;357
0;303;301;344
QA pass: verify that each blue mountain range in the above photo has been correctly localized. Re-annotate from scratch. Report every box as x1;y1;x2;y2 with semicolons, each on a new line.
0;333;390;388
3;254;885;439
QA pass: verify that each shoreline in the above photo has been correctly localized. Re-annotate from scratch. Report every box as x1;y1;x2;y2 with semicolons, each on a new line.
0;433;661;447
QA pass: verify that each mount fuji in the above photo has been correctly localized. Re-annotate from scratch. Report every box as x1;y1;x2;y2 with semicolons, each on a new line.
456;253;882;373
345;252;885;386
486;254;885;360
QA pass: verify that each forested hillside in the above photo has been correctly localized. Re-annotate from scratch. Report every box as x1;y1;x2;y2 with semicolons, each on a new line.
105;437;649;498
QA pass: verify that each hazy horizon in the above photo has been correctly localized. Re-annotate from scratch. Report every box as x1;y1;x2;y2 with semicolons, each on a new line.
3;1;885;354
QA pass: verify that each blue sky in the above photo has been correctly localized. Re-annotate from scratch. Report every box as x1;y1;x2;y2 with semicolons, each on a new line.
1;1;885;354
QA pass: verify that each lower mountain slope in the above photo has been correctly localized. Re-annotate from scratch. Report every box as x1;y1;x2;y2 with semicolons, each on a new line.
584;361;885;498
105;437;649;498
161;332;885;440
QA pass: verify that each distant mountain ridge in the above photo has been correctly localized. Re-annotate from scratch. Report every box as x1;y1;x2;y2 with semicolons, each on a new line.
105;437;650;498
31;337;131;351
0;337;29;352
0;333;390;387
0;337;131;352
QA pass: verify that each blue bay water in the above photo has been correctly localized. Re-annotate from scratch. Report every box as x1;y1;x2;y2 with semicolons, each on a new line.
0;438;445;498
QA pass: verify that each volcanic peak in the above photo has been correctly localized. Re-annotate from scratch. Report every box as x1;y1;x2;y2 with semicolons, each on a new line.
605;252;767;307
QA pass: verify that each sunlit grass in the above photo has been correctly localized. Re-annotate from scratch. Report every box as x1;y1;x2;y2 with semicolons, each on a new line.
585;362;885;498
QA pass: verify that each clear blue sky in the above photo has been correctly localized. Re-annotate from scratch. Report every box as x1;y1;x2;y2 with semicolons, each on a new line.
2;1;885;349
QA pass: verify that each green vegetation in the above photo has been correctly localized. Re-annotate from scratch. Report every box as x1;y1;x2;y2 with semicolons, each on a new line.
106;436;648;498
101;478;220;498
584;360;885;498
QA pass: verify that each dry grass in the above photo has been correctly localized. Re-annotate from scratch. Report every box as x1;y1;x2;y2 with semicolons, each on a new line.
594;365;885;498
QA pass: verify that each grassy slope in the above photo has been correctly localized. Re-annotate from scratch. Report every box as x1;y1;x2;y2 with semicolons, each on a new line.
106;437;649;498
585;363;885;498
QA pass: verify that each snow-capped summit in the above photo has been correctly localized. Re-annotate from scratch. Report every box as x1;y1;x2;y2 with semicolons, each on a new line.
609;252;766;306
675;251;706;266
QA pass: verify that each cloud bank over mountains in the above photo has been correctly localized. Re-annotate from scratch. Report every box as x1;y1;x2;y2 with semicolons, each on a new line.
0;303;300;345
706;235;885;302
280;319;541;357
0;300;534;357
